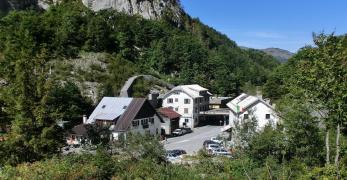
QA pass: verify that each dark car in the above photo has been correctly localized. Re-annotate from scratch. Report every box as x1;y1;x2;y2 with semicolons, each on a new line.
203;140;220;148
181;128;193;134
168;149;187;156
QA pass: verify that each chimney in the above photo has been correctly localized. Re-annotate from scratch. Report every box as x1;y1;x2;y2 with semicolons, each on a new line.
83;115;87;124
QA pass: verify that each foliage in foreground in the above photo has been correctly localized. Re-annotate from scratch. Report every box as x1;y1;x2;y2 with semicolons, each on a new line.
1;150;346;180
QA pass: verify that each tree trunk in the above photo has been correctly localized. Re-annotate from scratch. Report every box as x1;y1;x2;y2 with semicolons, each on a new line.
335;123;340;166
326;128;330;164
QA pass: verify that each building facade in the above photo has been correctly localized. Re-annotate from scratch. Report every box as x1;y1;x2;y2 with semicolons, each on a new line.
226;93;279;130
86;97;163;140
158;107;181;135
161;84;211;128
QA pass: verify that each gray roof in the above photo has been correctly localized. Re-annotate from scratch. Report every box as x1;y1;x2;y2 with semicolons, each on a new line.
227;93;274;114
161;84;212;99
87;97;133;123
209;97;232;105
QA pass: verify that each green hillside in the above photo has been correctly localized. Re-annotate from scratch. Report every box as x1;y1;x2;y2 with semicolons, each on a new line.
0;0;278;165
0;0;279;98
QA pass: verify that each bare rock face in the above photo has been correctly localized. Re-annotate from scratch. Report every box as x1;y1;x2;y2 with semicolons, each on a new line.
81;0;183;22
1;0;183;25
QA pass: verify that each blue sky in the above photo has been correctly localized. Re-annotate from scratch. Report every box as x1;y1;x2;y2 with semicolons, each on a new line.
180;0;347;52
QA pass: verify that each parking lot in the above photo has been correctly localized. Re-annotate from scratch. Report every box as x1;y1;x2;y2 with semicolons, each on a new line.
164;125;223;155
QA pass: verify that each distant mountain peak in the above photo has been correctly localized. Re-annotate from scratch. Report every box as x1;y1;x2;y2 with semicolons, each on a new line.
260;48;294;62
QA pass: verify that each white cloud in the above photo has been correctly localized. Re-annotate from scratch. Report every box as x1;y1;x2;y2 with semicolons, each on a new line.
246;31;286;39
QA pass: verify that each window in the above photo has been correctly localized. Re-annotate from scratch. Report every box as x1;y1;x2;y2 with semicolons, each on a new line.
185;119;189;123
195;107;198;113
132;120;139;127
244;114;249;119
266;114;270;119
175;98;178;102
184;108;189;114
141;118;149;125
149;117;154;124
167;98;173;103
142;118;149;129
184;99;190;104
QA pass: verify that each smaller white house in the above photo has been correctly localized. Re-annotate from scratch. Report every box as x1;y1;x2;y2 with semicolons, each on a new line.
161;84;212;128
158;107;181;135
86;97;164;140
226;93;279;130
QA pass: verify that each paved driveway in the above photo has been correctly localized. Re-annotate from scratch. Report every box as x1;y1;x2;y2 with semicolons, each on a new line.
164;125;223;155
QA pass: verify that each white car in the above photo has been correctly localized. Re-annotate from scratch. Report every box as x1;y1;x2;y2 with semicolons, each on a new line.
210;137;223;144
211;148;231;156
206;144;222;153
166;152;180;162
172;129;186;136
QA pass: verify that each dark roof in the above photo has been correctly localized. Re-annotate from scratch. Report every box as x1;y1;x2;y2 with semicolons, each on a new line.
158;107;181;119
70;124;88;136
113;98;164;131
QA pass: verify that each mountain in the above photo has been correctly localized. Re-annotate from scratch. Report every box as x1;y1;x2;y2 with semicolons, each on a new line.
0;0;279;102
81;0;183;22
1;0;183;24
260;48;294;62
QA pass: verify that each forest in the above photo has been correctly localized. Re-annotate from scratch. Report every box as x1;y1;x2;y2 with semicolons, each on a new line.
0;0;346;179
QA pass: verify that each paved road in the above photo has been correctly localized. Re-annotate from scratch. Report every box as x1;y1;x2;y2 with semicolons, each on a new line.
119;75;175;97
164;125;223;155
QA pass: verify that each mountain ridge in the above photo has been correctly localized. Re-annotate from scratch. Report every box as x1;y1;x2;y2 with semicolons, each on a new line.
260;48;294;62
0;0;184;24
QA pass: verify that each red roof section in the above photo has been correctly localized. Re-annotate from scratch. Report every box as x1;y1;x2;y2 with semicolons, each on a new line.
158;107;181;120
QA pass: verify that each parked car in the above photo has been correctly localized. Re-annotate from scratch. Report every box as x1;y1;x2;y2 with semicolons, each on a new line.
211;148;229;155
211;137;223;144
206;143;222;153
168;149;187;156
203;140;220;148
212;149;232;158
172;128;187;136
165;152;180;162
181;128;193;134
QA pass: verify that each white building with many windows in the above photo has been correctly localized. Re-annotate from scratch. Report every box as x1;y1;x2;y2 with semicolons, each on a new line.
161;84;212;128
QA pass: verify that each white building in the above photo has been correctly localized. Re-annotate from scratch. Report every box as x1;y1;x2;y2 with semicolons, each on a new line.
161;84;212;128
226;93;279;130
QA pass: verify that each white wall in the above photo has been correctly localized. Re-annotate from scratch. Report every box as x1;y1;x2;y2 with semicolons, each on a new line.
161;117;171;135
162;92;195;128
229;102;279;130
129;114;162;135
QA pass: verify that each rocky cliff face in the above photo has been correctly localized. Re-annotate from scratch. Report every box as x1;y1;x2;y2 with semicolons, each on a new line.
1;0;183;24
81;0;183;22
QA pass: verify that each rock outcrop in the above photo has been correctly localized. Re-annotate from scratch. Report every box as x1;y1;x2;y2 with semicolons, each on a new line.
1;0;183;24
81;0;183;22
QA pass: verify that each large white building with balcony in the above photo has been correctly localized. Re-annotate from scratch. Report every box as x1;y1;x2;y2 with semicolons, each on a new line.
161;84;212;128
